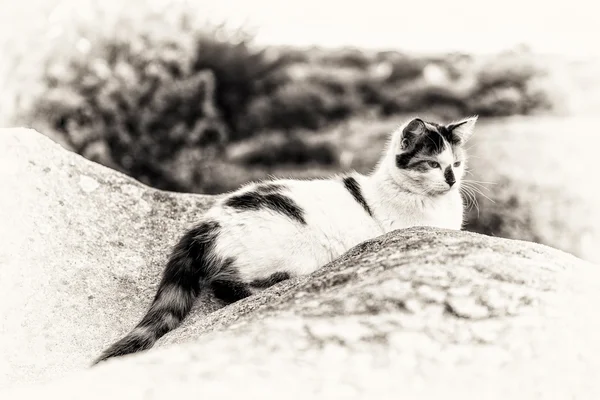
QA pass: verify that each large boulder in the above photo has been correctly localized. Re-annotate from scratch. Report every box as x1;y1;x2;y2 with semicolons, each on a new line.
1;128;599;399
0;128;219;387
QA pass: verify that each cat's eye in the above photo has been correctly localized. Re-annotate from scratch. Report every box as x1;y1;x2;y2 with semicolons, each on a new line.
427;161;440;168
453;161;462;167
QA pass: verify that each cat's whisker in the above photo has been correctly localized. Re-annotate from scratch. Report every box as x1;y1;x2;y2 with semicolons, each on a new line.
463;179;497;185
461;185;476;203
467;191;480;217
459;188;472;210
462;183;495;204
463;181;491;194
459;185;475;203
462;180;495;193
460;186;479;216
461;184;479;203
463;183;492;193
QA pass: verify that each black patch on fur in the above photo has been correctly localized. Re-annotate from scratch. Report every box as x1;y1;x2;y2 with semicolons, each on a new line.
94;333;154;363
342;177;373;217
210;258;253;303
225;191;306;224
397;121;461;169
160;221;221;291
396;141;426;169
250;272;291;288
92;220;222;365
401;118;427;147
212;279;253;303
430;122;461;145
444;167;456;186
421;129;446;154
406;160;431;172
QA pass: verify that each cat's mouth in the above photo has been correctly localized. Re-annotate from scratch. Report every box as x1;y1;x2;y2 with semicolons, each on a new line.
435;185;457;195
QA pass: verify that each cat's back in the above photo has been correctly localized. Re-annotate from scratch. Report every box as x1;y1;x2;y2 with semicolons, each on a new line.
268;175;381;236
205;175;382;279
211;175;379;228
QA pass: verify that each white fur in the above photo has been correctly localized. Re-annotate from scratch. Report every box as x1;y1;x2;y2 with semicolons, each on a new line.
205;116;477;284
209;178;382;282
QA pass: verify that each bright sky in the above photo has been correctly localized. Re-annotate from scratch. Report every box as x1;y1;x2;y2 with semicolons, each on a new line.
0;0;597;57
198;0;598;56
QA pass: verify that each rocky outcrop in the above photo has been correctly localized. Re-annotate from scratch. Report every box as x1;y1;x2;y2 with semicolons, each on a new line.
1;128;599;399
0;128;218;388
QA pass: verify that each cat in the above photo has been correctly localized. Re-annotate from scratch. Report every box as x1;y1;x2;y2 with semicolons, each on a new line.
92;115;478;364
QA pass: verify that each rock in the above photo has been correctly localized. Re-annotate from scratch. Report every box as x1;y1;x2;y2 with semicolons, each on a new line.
1;128;600;399
0;128;218;388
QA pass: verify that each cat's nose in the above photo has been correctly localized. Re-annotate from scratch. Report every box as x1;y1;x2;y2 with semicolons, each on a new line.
444;167;456;186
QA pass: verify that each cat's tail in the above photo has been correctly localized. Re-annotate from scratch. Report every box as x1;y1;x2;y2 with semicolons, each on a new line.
92;221;221;365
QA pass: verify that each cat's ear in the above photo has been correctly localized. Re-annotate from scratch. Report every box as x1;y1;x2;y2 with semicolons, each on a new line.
398;118;427;150
448;116;478;143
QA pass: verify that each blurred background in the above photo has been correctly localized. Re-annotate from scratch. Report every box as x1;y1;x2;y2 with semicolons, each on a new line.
1;0;599;263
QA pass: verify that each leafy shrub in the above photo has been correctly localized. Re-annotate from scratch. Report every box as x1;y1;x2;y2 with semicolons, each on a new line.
244;78;361;132
315;47;373;70
375;51;426;83
234;134;338;167
190;34;291;141
379;84;468;118
364;50;557;119
6;2;560;194
468;86;525;116
465;50;555;116
23;34;230;190
12;5;291;191
476;53;539;91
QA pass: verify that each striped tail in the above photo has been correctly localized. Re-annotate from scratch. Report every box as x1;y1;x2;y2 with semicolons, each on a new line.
92;221;221;365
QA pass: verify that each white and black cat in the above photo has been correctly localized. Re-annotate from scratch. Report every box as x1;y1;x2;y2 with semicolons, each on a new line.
93;115;478;364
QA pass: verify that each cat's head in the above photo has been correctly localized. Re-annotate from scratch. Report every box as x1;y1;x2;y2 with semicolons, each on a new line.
383;116;478;195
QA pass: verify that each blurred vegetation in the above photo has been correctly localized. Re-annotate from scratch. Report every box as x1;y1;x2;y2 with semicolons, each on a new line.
5;1;594;261
4;1;560;192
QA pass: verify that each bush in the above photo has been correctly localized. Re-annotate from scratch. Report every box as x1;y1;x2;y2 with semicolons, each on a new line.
23;34;231;190
244;78;361;132
466;50;555;116
314;47;374;70
379;84;468;118
6;2;560;194
190;34;291;141
370;51;557;119
12;5;291;191
234;134;338;167
468;86;525;116
375;51;426;83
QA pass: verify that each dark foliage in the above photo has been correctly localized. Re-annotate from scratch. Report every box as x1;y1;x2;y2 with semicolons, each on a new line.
238;136;338;168
16;17;289;191
8;7;558;194
189;35;291;141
